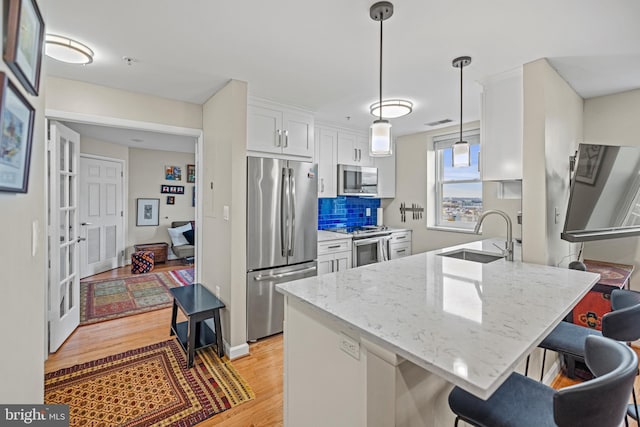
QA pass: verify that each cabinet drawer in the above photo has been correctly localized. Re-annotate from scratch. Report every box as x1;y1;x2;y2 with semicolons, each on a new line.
389;241;411;260
390;231;411;243
318;239;351;255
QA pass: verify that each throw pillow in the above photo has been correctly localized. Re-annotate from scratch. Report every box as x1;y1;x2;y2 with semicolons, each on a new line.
182;229;194;245
168;222;192;246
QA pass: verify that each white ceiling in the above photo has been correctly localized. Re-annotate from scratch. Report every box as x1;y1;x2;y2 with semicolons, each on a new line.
42;0;640;144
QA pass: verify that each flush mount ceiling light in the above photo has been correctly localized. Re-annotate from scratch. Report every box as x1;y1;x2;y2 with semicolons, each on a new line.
369;1;394;157
452;56;472;168
370;99;413;119
45;34;94;64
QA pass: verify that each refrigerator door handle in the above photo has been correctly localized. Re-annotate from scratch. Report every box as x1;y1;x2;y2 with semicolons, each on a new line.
288;168;295;256
253;266;317;281
281;167;288;257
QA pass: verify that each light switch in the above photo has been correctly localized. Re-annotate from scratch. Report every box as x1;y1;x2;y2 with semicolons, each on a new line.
223;205;230;221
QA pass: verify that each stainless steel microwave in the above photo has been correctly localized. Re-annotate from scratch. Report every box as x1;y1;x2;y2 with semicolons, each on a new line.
337;165;378;197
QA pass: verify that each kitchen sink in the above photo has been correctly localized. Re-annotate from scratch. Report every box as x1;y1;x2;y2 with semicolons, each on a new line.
437;248;504;263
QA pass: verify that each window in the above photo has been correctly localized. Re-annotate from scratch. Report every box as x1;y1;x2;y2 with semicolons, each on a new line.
434;130;482;230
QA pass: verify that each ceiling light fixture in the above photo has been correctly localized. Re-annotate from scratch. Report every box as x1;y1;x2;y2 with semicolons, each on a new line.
370;99;413;119
45;34;94;65
452;56;472;168
369;1;394;157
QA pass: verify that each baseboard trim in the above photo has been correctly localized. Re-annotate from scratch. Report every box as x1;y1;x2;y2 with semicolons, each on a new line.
225;341;250;360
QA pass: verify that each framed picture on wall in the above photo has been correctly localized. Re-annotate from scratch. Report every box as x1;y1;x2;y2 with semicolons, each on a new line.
161;185;184;194
165;165;182;181
136;198;159;226
0;72;35;193
166;196;175;205
3;0;45;96
187;164;195;183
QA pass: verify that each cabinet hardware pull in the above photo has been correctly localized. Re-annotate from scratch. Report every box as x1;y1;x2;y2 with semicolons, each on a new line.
354;148;358;161
331;259;335;272
397;249;406;253
284;130;289;148
276;129;282;147
328;245;341;249
396;236;406;239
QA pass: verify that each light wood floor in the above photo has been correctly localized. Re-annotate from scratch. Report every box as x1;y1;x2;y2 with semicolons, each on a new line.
47;262;640;426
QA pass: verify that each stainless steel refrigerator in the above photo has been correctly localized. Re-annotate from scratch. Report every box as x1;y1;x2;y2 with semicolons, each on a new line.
246;156;318;341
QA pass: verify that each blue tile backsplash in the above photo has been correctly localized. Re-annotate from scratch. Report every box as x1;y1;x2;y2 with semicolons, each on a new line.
318;196;380;230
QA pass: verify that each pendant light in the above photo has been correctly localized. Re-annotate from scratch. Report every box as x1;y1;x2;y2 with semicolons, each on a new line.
369;2;394;157
452;56;471;167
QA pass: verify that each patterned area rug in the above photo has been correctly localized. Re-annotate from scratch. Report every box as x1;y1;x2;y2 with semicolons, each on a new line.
80;269;194;325
45;339;254;427
169;268;195;286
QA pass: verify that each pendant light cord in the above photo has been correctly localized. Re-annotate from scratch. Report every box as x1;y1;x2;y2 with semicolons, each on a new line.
379;18;383;121
459;59;463;143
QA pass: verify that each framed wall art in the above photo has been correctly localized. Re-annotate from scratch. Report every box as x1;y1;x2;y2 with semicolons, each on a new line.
187;164;195;183
575;144;606;185
136;198;159;226
165;165;182;181
166;196;175;205
3;0;45;96
0;72;35;193
161;185;184;194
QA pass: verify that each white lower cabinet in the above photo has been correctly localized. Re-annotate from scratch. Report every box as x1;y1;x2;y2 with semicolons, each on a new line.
389;230;412;260
318;238;352;274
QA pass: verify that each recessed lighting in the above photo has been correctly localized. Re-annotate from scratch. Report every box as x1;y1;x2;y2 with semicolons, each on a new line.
45;34;94;64
370;99;413;119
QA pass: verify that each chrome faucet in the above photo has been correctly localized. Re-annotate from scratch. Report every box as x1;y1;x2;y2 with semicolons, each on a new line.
473;210;514;261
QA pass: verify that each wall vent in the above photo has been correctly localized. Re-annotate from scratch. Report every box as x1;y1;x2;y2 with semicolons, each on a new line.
426;118;453;127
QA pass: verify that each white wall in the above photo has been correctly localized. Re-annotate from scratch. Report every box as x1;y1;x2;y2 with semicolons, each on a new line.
384;121;521;254
201;80;248;354
128;148;195;257
522;58;584;266
0;0;46;402
46;77;202;129
81;135;129;160
582;89;640;285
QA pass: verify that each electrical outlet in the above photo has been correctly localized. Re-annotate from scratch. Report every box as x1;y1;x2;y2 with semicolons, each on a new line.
223;205;230;221
366;208;371;217
339;333;360;360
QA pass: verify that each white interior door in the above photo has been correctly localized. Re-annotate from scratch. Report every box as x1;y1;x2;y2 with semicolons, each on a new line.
48;121;81;352
79;156;124;278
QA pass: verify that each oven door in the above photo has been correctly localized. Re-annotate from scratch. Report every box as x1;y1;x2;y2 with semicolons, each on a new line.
353;236;390;267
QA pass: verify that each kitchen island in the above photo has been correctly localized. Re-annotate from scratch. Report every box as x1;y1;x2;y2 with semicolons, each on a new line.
276;239;600;427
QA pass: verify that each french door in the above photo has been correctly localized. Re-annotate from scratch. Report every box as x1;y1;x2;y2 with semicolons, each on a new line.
48;121;81;352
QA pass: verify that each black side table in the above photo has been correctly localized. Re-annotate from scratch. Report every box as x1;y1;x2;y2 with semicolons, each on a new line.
169;283;225;368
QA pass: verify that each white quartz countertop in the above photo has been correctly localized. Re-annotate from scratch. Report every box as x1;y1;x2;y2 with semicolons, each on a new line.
277;238;600;399
318;230;352;242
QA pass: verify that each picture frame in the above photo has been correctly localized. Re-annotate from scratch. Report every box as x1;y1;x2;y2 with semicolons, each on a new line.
161;185;184;194
136;198;159;226
166;196;175;205
187;164;195;183
575;144;606;185
3;0;45;96
165;165;182;181
0;72;35;193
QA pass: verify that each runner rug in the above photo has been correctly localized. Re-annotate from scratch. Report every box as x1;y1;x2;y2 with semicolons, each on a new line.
45;339;254;427
80;268;195;325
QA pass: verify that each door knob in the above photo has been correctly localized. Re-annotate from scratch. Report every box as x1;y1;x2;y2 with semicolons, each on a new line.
77;237;86;242
81;222;92;226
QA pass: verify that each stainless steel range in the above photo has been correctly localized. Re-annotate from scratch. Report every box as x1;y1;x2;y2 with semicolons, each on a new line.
327;226;392;267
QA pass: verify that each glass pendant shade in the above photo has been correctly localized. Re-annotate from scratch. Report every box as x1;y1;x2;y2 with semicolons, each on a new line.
370;120;392;156
452;141;471;167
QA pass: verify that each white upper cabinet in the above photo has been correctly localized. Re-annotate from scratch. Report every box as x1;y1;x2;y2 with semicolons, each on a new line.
247;98;314;160
337;130;372;167
480;67;523;181
316;127;337;198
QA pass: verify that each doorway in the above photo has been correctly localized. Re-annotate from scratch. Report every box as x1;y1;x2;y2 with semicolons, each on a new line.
45;110;203;353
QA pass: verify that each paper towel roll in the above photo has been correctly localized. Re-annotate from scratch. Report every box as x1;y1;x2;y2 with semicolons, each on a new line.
377;208;384;226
